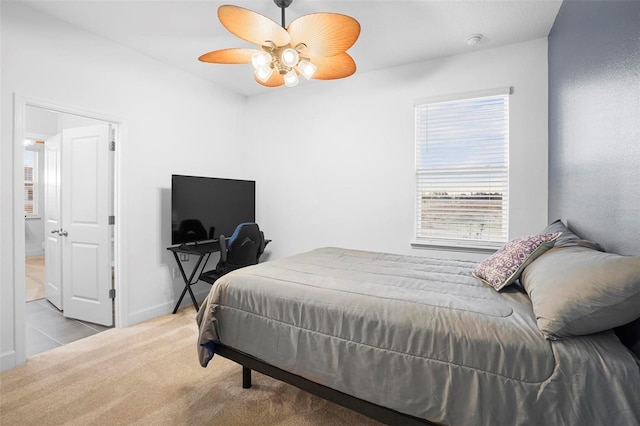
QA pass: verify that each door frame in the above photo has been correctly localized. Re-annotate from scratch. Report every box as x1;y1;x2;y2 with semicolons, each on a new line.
12;94;126;365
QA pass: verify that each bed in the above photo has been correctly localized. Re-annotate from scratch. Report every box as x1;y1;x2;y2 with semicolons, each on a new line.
196;227;640;425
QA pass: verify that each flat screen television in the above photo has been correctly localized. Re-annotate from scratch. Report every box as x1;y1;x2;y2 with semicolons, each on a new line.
171;175;255;246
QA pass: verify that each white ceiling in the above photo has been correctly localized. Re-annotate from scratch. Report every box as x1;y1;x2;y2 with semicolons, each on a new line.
18;0;563;97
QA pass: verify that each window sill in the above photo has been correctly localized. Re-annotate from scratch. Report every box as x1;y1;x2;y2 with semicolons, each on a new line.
411;239;500;254
25;215;41;220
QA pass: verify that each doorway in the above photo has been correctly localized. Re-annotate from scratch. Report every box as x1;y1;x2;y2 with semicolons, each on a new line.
13;96;123;365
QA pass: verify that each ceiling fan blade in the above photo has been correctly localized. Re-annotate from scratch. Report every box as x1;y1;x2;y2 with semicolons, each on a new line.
218;5;290;47
198;48;260;64
310;53;356;80
287;13;360;58
255;71;285;87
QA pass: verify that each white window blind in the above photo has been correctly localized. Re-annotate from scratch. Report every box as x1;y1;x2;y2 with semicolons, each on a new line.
414;88;510;248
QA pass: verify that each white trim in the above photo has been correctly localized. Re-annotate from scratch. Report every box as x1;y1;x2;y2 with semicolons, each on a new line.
114;122;127;327
411;239;499;253
0;351;17;372
12;94;27;367
11;94;127;369
24;132;54;141
414;86;512;106
127;289;210;326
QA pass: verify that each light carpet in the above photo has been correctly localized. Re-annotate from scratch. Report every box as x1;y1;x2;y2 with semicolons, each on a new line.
0;308;381;425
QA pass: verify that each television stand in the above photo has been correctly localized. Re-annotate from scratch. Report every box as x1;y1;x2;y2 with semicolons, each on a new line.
167;241;221;313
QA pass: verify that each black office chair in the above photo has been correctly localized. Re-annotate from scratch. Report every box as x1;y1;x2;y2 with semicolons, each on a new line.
200;222;265;284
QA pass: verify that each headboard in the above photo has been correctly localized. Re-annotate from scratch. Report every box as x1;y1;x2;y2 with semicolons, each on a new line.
548;1;640;357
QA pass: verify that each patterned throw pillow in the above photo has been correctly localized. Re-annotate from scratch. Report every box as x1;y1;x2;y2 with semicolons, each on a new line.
473;232;561;291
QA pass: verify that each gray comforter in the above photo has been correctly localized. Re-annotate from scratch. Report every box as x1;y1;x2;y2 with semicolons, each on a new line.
196;247;640;425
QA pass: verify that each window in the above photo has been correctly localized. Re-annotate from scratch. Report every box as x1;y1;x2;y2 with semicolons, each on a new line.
24;150;38;217
414;88;510;248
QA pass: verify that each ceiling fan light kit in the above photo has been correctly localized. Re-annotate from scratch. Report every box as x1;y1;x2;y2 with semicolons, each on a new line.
297;60;317;80
284;69;299;87
199;0;360;88
255;63;275;83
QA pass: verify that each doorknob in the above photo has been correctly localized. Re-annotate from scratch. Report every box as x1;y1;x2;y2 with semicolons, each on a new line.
51;229;60;235
60;230;69;237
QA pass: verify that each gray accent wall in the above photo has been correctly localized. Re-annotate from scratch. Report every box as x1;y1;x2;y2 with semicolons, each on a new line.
548;0;640;256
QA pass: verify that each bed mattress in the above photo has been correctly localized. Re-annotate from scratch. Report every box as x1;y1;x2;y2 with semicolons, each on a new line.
196;247;640;425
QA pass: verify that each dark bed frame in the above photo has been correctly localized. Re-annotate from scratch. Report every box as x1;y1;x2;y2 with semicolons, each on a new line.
211;270;640;426
213;342;440;426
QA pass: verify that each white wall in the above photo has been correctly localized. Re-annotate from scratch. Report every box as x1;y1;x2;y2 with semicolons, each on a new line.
1;2;248;370
23;107;58;256
1;2;549;372
247;38;549;261
24;144;45;256
26;106;58;135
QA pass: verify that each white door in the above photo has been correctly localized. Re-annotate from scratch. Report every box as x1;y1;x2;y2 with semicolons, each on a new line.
60;124;113;326
44;134;63;309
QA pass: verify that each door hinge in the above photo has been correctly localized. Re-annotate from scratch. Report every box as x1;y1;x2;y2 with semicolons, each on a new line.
109;288;116;299
109;215;115;225
109;140;116;151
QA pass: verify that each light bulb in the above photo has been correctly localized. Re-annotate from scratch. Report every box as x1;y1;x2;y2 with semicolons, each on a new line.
255;65;274;83
297;60;317;80
284;69;299;87
251;51;272;69
280;48;299;67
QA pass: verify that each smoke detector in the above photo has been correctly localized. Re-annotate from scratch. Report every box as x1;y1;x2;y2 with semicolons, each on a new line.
466;34;484;46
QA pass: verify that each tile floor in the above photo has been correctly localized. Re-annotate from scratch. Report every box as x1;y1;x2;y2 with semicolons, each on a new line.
26;299;112;358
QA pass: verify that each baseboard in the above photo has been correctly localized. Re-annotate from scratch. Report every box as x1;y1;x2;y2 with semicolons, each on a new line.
1;350;17;372
25;249;44;257
127;289;211;326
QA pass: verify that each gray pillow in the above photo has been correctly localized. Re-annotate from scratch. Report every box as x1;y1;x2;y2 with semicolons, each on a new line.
543;219;603;251
521;246;640;340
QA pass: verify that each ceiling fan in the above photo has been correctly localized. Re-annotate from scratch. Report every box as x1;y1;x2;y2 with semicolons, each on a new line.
198;0;361;88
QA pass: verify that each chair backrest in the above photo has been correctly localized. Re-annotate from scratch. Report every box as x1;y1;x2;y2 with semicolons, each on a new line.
217;222;264;274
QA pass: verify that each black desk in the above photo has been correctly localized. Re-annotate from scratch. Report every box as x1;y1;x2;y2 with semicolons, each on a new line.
167;239;272;314
167;241;220;313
